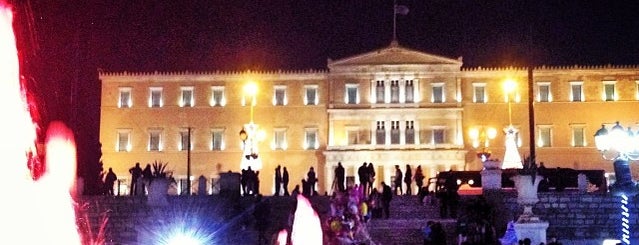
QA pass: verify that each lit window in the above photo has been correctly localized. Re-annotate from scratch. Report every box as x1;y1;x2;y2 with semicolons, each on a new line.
376;121;386;145
433;129;445;144
602;81;616;101
405;121;415;144
390;81;400;103
211;129;224;151
405;80;415;103
118;87;132;108
273;128;287;150
148;129;163;151
345;84;359;104
346;127;360;145
180;86;194;107
210;86;226;106
571;126;586;147
537;82;551;102
273;86;287;106
473;83;486;103
116;130;131;152
431;83;444;103
537;126;552;147
570;82;584;102
390;121;400;144
149;87;163;108
375;80;385;103
420;127;446;144
179;130;192;151
304;128;318;150
304;85;318;105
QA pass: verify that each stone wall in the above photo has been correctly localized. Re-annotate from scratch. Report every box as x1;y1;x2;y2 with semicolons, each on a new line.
78;191;638;244
485;190;639;244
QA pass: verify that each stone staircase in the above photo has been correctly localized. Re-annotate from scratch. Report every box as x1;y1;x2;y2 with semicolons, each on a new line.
366;195;458;245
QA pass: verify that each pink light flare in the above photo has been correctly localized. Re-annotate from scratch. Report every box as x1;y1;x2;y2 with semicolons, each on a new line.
0;2;81;245
291;195;323;245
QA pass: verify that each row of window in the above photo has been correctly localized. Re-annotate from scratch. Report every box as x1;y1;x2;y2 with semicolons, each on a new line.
536;126;587;147
116;127;320;152
473;80;639;103
117;85;320;108
119;79;638;109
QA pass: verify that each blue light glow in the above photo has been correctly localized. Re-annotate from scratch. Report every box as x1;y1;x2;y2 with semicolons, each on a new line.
620;194;630;245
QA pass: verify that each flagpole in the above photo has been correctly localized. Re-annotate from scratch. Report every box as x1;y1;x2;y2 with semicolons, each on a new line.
392;0;397;42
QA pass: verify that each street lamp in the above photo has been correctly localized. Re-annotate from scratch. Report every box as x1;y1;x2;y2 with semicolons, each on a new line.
239;82;263;170
469;126;497;162
594;121;639;245
594;122;639;195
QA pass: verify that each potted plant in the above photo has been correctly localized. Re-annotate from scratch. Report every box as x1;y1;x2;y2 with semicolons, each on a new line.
510;156;542;222
148;160;171;206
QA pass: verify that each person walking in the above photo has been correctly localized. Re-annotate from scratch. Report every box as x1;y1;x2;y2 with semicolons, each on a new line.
381;181;393;219
274;165;282;196
404;164;413;195
282;167;290;196
128;162;142;195
393;165;403;195
307;167;317;196
334;162;345;193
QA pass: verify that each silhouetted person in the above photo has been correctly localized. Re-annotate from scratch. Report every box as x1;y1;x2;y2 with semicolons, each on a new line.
394;165;403;195
274;165;282;196
307;167;317;196
405;164;413;195
358;162;369;197
367;162;376;194
291;184;300;196
335;162;345;192
441;170;459;218
283;167;290;196
128;162;142;195
381;181;393;219
142;164;152;192
415;165;425;192
104;168;117;195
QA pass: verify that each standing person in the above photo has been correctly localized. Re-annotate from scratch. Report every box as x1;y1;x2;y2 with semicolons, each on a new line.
241;168;248;196
104;168;118;195
307;167;317;196
142;164;152;193
274;165;282;196
381;182;393;219
334;162;345;193
404;164;413;195
414;165;425;193
357;162;369;197
393;165;403;195
128;162;142;195
282;167;290;196
367;162;376;194
443;170;459;218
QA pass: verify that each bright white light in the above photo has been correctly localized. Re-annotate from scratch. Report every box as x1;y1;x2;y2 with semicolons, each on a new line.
166;233;204;245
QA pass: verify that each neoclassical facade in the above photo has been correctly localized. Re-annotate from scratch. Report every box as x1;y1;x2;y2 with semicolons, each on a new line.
99;42;639;195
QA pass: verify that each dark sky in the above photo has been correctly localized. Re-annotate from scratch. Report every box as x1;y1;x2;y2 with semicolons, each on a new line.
7;0;639;168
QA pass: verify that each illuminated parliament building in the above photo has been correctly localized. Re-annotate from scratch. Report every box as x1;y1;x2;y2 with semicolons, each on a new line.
99;42;639;195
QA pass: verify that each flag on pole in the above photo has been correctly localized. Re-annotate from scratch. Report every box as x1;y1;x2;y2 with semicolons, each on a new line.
394;5;409;15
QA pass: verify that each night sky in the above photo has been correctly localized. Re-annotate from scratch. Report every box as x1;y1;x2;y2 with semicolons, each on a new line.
7;0;639;176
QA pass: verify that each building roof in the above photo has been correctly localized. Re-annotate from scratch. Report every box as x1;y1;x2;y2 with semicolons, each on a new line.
327;41;463;68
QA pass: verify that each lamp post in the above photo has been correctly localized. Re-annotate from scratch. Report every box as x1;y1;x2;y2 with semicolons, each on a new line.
239;82;263;171
502;79;522;169
469;127;497;162
594;121;639;245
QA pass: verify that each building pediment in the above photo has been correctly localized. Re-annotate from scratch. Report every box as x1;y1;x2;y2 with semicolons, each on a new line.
327;42;463;70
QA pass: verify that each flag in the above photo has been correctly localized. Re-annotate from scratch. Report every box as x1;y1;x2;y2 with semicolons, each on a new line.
394;5;409;15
